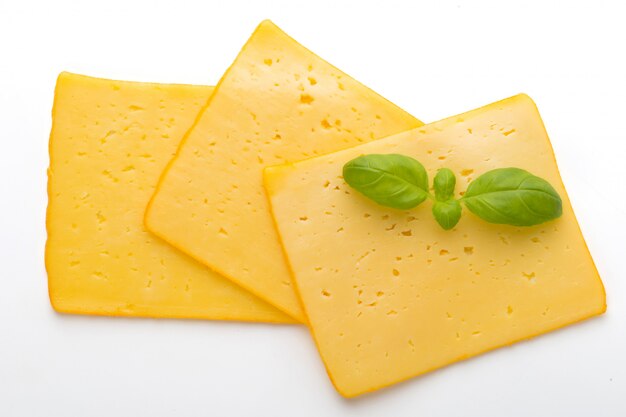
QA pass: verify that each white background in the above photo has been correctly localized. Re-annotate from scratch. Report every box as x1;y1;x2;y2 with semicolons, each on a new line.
1;0;624;415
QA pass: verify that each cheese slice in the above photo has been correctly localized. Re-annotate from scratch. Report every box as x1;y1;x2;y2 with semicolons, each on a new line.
264;94;606;396
145;20;423;321
47;72;293;323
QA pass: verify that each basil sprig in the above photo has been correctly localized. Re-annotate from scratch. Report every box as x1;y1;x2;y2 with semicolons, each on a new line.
343;154;562;230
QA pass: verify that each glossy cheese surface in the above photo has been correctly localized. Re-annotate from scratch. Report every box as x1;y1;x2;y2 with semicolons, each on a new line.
145;20;422;321
47;72;292;323
265;94;606;396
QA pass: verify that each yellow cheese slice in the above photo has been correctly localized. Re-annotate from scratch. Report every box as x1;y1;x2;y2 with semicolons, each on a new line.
145;20;423;321
47;72;293;323
264;94;606;396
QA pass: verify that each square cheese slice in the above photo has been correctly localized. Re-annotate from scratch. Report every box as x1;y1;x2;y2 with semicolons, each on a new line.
47;72;292;323
145;20;422;321
264;94;606;396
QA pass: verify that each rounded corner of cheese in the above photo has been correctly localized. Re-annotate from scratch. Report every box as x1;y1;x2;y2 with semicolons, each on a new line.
46;72;294;323
265;94;606;397
262;164;296;196
513;92;537;107
145;21;422;320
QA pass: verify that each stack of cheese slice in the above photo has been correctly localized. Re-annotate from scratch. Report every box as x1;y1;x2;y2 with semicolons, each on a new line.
47;20;606;397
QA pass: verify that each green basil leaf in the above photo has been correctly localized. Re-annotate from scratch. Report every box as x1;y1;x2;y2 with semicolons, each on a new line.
432;199;462;230
462;168;562;226
343;154;429;210
433;168;456;201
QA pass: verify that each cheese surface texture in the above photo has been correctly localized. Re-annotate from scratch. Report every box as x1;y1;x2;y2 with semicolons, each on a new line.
265;94;606;396
145;20;422;321
47;72;292;323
